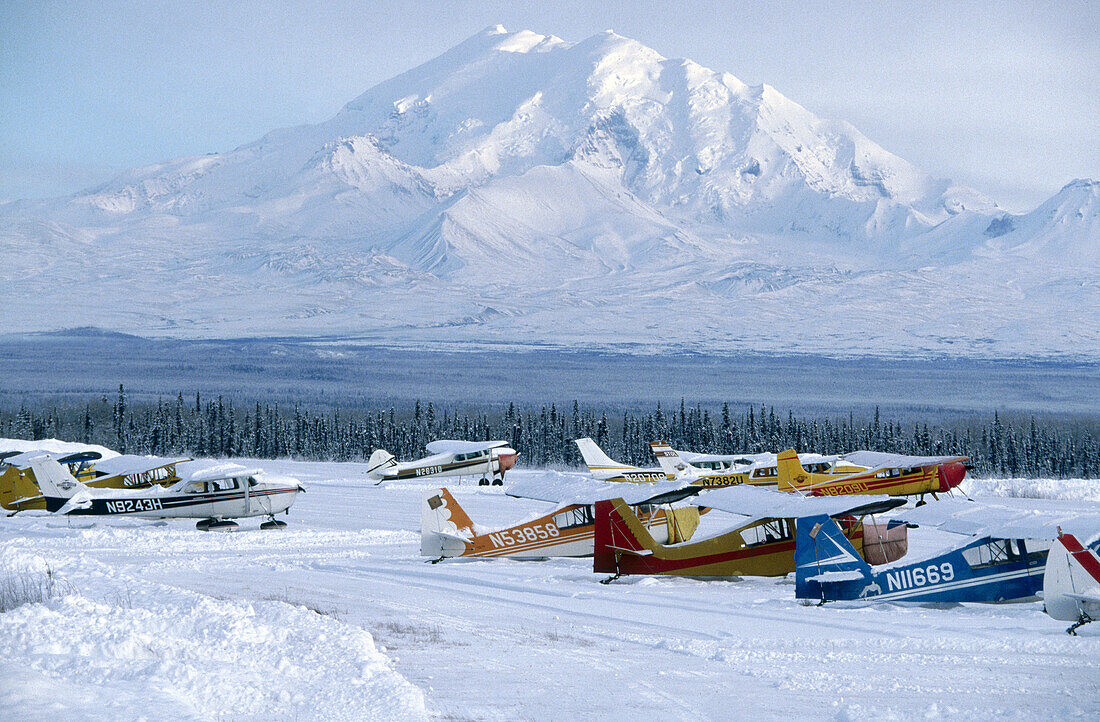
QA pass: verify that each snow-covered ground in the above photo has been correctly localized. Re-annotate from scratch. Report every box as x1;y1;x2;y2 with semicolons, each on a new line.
2;463;1099;720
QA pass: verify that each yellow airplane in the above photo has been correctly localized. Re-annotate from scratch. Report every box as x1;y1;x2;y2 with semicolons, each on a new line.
0;451;188;513
650;442;867;488
776;448;969;501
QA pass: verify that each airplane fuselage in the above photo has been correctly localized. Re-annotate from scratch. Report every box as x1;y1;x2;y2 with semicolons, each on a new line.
594;498;883;578
443;502;674;559
44;480;299;520
380;448;517;481
800;535;1050;603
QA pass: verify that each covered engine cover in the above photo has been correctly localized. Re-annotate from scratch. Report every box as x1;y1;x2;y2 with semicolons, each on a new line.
862;520;908;565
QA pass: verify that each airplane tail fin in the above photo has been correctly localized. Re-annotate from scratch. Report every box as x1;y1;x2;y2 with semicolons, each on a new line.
777;448;812;493
593;498;661;574
795;514;872;600
0;465;44;511
421;488;476;557
649;441;694;479
1044;533;1100;625
366;449;397;481
25;456;83;499
575;438;633;474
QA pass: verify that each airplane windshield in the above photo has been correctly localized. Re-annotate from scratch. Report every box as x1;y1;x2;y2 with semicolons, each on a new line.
741;519;792;546
962;539;1021;568
552;506;595;530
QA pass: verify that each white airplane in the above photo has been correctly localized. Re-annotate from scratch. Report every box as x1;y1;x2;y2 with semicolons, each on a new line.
27;455;303;531
367;440;518;485
1044;531;1100;635
574;438;672;483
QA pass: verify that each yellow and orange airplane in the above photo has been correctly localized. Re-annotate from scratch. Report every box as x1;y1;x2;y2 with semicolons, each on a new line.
420;476;703;560
776;448;969;501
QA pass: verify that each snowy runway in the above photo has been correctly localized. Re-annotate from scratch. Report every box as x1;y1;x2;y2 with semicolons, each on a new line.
2;463;1098;720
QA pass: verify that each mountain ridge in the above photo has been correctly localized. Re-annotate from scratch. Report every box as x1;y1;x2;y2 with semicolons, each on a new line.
0;26;1095;357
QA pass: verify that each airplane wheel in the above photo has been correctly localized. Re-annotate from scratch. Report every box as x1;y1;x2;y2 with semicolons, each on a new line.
479;478;490;486
261;519;288;530
492;478;504;486
197;519;238;532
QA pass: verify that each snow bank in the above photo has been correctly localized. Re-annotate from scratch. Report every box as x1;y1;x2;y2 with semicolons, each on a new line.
0;556;426;721
964;477;1100;503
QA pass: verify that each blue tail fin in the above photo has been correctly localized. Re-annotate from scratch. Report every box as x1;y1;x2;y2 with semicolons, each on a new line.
795;514;872;600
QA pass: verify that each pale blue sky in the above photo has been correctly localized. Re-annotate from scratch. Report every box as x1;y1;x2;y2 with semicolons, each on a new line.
1;0;1096;210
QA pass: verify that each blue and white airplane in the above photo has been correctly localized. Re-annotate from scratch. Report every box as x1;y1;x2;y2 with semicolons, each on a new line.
795;497;1100;605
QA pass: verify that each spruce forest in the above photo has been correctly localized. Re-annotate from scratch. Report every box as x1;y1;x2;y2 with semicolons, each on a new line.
2;386;1098;478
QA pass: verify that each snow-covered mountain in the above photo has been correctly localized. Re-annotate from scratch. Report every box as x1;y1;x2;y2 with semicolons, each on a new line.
1;26;1096;357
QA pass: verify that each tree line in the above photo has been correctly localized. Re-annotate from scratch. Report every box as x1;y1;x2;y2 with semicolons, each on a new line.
2;385;1098;478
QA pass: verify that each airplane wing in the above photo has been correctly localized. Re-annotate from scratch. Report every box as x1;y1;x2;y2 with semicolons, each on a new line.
507;473;700;506
842;451;969;470
675;450;771;466
892;496;1100;541
87;454;190;477
175;460;263;482
425;440;508;455
2;450;56;468
689;484;904;526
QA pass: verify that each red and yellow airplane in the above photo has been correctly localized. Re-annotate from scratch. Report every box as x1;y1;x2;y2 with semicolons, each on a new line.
594;485;906;580
777;448;968;501
421;476;703;560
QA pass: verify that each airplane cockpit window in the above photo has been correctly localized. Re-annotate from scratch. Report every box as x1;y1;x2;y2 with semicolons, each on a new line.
874;468;902;479
633;503;655;516
184;482;206;494
962;539;1021;568
1022;539;1051;561
752;467;778;478
741;519;792;546
552;506;595;530
247;476;259;487
207;477;240;492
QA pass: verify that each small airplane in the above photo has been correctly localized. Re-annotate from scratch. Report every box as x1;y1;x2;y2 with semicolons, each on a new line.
593;484;906;582
1;450;189;513
421;474;702;561
777;448;969;501
1045;532;1100;635
574;438;672;482
794;496;1100;605
650;442;867;488
26;455;303;531
73;453;189;486
368;440;518;485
